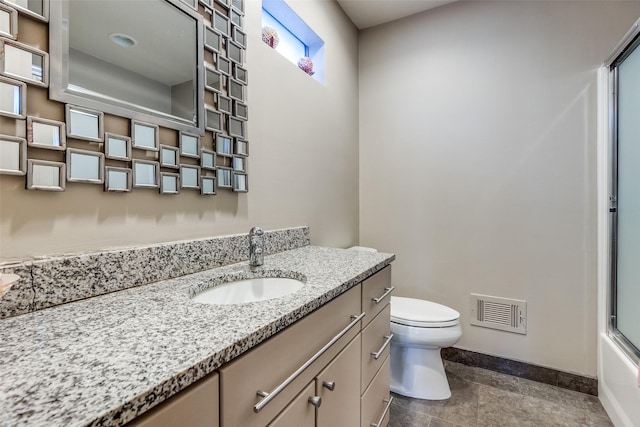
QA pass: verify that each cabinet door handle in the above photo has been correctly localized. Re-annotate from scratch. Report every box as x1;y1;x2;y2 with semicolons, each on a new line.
308;395;322;408
372;287;394;304
371;334;394;360
253;312;366;413
370;396;393;427
322;381;336;391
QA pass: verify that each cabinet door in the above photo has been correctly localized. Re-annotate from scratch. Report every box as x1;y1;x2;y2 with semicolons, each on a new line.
268;382;316;427
316;335;361;427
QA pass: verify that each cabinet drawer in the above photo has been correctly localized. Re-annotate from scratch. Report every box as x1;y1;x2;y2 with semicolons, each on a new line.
361;304;391;393
361;266;392;327
361;356;391;427
267;382;315;427
219;284;362;427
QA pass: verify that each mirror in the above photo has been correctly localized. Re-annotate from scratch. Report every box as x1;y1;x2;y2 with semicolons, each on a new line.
228;117;244;138
66;148;105;184
215;0;230;7
27;159;65;191
132;121;159;151
234;101;248;120
204;26;221;53
216;55;231;76
206;108;222;132
232;156;245;172
228;79;244;101
216;135;232;157
0;39;48;87
217;166;232;188
233;65;247;85
3;0;48;22
104;166;132;192
234;139;248;156
133;160;159;188
0;135;26;175
66;105;103;142
226;40;243;64
217;94;232;114
105;133;131;160
27;117;66;150
0;76;26;119
160;145;179;168
180;131;200;157
232;0;244;12
201;176;216;195
0;3;18;40
201;149;215;170
213;10;229;35
49;0;204;134
233;172;247;192
230;8;242;27
160;172;180;194
205;66;223;93
232;27;246;49
180;165;200;188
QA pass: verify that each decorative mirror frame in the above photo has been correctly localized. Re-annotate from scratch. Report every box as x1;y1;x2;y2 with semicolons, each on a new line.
179;131;200;158
216;54;231;76
228;78;244;102
228;116;244;138
205;108;223;132
131;120;160;152
0;75;26;119
216;94;232;114
232;171;248;192
226;39;243;64
26;116;66;150
104;133;132;161
234;139;248;157
0;134;27;175
205;64;223;94
66;148;105;184
204;25;221;53
180;164;201;189
215;134;232;157
217;166;232;188
132;159;160;188
160;172;180;194
232;27;246;48
230;8;242;26
0;3;18;40
3;0;49;22
201;175;216;195
233;101;248;120
27;159;65;191
160;145;180;169
213;9;229;35
233;65;248;84
232;156;245;172
0;38;49;87
104;166;132;192
200;149;216;170
65;104;104;142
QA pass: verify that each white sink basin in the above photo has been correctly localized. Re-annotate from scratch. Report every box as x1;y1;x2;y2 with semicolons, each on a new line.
192;277;305;305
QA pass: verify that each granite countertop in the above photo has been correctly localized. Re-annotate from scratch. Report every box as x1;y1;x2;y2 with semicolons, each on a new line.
0;246;395;427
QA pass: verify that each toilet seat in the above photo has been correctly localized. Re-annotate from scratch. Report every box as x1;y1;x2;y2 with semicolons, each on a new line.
391;296;460;328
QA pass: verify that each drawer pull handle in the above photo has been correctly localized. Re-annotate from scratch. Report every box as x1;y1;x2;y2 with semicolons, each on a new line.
372;287;395;304
370;396;393;427
322;381;336;391
371;334;394;360
308;395;322;408
254;312;366;413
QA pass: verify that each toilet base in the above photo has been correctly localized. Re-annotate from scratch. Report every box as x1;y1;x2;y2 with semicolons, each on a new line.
390;344;452;400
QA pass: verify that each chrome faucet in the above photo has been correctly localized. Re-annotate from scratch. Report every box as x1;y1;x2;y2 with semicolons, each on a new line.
249;226;264;267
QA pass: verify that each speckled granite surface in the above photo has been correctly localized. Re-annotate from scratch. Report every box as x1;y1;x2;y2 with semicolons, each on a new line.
0;227;310;319
0;245;394;427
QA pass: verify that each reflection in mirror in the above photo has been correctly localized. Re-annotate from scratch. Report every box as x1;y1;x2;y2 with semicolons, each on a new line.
66;148;105;184
0;135;26;175
180;165;200;188
160;172;180;194
49;0;204;133
0;3;18;40
226;40;243;64
215;0;230;7
204;26;221;53
201;176;216;195
217;94;232;114
182;0;197;9
217;166;232;188
206;108;222;132
105;166;132;192
132;121;159;151
4;0;48;21
205;66;222;93
234;102;248;120
233;172;247;192
216;55;231;76
201;149;215;170
232;27;246;48
66;105;103;142
228;79;243;101
228;116;244;138
27;159;65;191
216;135;232;157
0;76;26;118
213;10;229;35
180;131;200;158
233;65;247;84
0;39;48;87
230;8;242;27
160;145;179;168
105;133;131;160
232;156;245;172
231;0;244;12
133;160;159;188
234;139;248;157
27;117;66;150
199;0;213;7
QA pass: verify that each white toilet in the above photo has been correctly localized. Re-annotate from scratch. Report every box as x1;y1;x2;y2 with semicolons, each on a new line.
390;296;462;400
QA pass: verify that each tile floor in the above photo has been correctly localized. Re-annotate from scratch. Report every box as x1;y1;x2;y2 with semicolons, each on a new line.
389;361;613;427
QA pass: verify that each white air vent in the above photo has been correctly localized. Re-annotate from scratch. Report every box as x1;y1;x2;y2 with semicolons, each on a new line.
470;294;526;334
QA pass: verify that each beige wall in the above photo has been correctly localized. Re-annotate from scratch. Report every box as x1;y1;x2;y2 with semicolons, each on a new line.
359;1;640;376
0;0;359;261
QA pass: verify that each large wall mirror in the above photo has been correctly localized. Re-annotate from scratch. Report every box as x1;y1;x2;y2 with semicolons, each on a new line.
48;0;205;134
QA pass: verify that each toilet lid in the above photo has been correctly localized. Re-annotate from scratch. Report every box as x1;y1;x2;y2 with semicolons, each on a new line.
390;296;460;328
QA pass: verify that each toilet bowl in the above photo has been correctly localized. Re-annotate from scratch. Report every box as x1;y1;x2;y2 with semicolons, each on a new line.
390;296;462;400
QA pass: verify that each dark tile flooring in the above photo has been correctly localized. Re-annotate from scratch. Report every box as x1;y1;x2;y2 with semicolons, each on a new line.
389;361;613;427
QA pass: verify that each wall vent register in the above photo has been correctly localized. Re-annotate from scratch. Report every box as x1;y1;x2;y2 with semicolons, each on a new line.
470;294;527;335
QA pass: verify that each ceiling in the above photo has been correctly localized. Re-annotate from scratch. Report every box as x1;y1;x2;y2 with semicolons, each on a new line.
336;0;457;29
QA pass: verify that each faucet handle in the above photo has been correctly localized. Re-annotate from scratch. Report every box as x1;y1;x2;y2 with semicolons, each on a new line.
250;226;264;236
